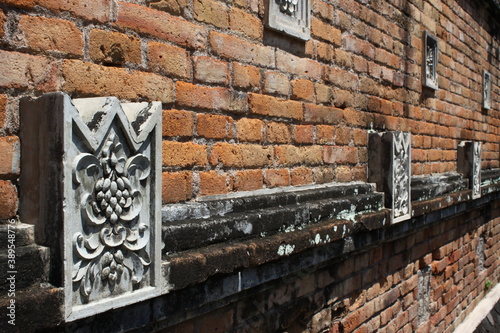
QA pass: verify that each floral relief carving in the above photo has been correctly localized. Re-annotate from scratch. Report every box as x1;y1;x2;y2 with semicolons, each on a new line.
277;0;299;16
393;132;410;219
472;142;481;198
72;133;151;298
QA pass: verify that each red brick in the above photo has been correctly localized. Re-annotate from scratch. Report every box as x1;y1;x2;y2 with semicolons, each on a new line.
199;171;231;196
162;141;207;167
311;17;341;45
266;122;291;143
353;129;368;145
343;35;375;59
274;145;322;166
194;56;229;84
264;72;291;95
276;50;322;80
294;125;314;144
229;8;262;39
304;104;343;124
0;136;20;176
317;125;335;144
176;81;246;112
315;83;333;104
292;79;315;102
249;93;303;120
315;41;334;62
63;60;173;103
210;31;274;67
196;114;232;139
0;50;58;91
313;166;334;184
264;169;290;187
194;0;228;28
163;110;194;137
323;146;358;164
149;0;190;16
233;170;263;191
162;171;192;203
335;127;353;145
0;10;5;38
209;143;273;168
324;67;359;90
117;2;206;50
0;95;6;128
0;180;18;219
236;118;264;142
148;41;191;79
291;167;314;186
3;0;111;22
232;63;261;90
89;29;141;65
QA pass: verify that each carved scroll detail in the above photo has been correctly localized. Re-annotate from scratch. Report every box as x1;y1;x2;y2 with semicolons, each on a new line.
393;132;410;219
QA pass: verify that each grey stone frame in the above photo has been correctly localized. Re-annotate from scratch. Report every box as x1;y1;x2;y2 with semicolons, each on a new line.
423;31;439;90
483;70;492;110
265;0;310;40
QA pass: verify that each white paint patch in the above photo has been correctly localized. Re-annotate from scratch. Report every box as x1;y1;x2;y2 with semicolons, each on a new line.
342;224;346;238
334;226;337;232
235;221;253;234
314;233;321;244
238;271;242;292
277;244;295;256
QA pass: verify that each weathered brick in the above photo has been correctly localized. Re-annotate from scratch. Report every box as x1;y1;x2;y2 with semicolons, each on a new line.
317;125;335;144
196;114;232;139
276;50;322;79
291;167;314;186
162;141;208;167
176;81;246;112
236;118;264;142
149;0;190;16
117;2;206;50
0;95;6;128
162;171;192;203
194;0;229;28
249;93;303;120
90;29;141;65
274;145;322;166
266;121;292;143
0;136;20;176
209;143;273;168
194;56;229;85
148;41;191;79
264;72;291;95
63;60;174;103
292;79;315;102
315;83;333;104
293;125;314;144
324;67;359;90
311;17;341;45
3;0;111;22
0;10;5;38
264;169;290;187
323;146;358;164
229;7;262;39
0;50;58;91
163;110;194;137
233;169;263;191
210;31;274;67
232;63;261;90
0;180;18;219
199;171;231;196
303;104;343;124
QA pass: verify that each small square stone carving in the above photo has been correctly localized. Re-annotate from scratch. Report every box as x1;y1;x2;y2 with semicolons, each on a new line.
266;0;310;40
458;141;482;199
368;131;411;223
20;93;162;321
483;70;491;110
423;31;438;90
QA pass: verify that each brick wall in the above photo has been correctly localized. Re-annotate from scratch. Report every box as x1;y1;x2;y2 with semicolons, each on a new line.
0;0;498;211
0;0;499;332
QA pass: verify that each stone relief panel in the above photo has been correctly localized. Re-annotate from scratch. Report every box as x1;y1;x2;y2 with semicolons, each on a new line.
368;131;411;223
458;141;482;199
266;0;310;40
483;70;491;110
20;93;162;321
423;31;438;90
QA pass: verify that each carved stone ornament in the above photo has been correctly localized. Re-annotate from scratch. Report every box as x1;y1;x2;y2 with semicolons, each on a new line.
483;70;491;110
458;141;482;199
423;31;438;90
266;0;310;40
20;93;162;321
368;131;411;223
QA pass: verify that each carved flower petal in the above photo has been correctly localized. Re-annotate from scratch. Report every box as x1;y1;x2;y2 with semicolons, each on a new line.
125;154;151;182
120;191;142;222
101;225;126;247
81;194;107;226
74;232;105;260
124;224;150;251
73;153;102;192
122;251;144;284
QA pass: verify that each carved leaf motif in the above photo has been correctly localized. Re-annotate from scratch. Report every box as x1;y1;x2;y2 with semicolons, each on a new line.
393;132;410;219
